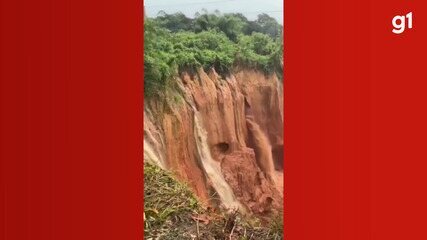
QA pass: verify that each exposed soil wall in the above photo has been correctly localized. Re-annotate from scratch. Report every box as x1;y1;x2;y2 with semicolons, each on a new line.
144;67;283;215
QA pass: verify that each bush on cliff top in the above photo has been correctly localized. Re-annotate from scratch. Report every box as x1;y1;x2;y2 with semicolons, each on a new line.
144;11;283;98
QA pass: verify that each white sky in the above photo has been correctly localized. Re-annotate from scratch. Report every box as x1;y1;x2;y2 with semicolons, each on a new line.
144;0;283;24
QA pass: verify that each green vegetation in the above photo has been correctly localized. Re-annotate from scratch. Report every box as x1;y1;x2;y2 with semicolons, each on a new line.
144;162;283;240
155;10;282;39
144;10;283;97
144;162;200;231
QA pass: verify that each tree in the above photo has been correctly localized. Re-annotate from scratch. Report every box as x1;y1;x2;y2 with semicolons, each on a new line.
154;11;194;32
255;14;282;38
216;14;247;42
194;9;220;32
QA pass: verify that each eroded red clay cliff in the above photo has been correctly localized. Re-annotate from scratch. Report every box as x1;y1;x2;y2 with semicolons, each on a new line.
144;67;283;215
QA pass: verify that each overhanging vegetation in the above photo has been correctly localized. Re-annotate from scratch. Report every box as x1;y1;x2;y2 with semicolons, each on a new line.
144;11;283;97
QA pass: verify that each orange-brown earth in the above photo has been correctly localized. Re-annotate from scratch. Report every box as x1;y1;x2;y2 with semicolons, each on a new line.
144;67;283;215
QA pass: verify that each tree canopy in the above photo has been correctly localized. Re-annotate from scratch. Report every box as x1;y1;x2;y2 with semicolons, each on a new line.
144;11;283;97
153;10;283;40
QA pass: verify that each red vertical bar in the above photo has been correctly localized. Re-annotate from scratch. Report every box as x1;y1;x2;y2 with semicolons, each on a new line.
1;0;143;239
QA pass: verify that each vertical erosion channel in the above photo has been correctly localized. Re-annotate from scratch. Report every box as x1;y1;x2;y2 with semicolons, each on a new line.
193;111;242;210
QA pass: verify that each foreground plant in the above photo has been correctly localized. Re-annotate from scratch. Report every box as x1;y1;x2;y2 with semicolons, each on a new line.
144;163;283;240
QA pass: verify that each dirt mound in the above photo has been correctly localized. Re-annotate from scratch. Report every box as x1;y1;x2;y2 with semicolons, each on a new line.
221;149;283;215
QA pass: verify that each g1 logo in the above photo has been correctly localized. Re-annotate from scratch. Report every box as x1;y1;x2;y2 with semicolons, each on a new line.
392;12;413;34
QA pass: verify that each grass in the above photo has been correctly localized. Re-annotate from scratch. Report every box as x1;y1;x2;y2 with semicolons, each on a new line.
144;162;283;239
144;163;200;231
